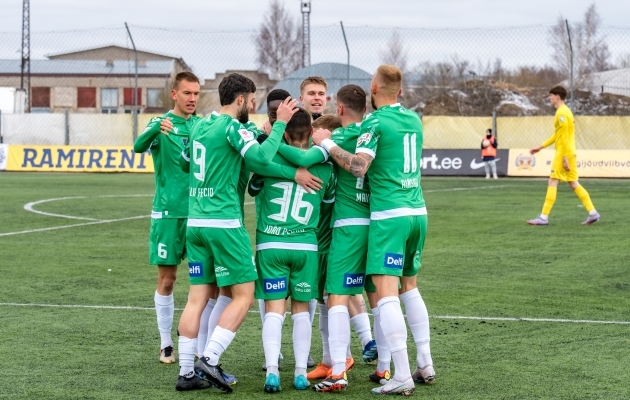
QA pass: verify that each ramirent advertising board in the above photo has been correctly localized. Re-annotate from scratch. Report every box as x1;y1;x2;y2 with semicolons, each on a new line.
419;149;509;176
5;145;154;173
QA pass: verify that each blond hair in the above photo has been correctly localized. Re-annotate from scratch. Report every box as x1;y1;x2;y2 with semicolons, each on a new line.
375;65;402;96
312;114;341;131
300;76;328;93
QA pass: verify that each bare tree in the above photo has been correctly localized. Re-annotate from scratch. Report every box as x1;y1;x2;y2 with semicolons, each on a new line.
254;0;303;80
548;3;610;89
380;30;409;75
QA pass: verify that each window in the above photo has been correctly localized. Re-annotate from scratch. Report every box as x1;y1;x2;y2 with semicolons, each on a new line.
77;87;96;108
101;88;118;113
31;87;50;111
147;88;164;108
123;87;142;107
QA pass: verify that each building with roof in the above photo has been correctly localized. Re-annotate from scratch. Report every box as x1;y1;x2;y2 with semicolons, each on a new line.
258;62;373;113
0;46;189;114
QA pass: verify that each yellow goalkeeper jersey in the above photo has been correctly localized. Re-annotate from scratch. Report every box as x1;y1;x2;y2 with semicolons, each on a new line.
542;104;576;157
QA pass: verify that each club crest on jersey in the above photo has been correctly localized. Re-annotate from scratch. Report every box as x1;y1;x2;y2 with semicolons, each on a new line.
189;262;203;277
384;253;403;269
182;138;188;146
343;273;365;288
264;277;287;293
357;133;372;146
239;129;254;142
559;116;565;122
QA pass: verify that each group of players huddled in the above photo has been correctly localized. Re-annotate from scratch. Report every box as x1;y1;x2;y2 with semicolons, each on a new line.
134;65;434;396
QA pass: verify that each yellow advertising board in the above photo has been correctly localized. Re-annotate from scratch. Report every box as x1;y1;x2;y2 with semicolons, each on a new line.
5;145;154;173
508;149;630;178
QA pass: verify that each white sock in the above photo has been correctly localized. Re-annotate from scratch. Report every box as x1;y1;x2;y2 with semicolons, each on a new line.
378;296;411;382
263;312;283;376
328;305;350;376
178;336;197;377
373;306;391;373
589;209;598;216
204;326;235;365
206;295;232;340
308;299;318;326
292;311;311;377
540;214;549;220
350;312;373;349
154;291;174;349
318;303;332;366
400;288;433;368
197;298;216;356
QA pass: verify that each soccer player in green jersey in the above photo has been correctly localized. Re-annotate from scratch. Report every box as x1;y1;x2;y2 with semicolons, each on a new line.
174;73;299;392
311;84;383;392
133;71;200;365
313;65;435;396
252;108;336;393
278;106;378;384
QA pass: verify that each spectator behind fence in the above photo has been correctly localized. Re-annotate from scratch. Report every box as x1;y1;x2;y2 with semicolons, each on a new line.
481;128;498;179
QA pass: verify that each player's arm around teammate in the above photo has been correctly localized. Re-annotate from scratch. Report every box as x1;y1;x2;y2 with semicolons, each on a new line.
176;74;298;393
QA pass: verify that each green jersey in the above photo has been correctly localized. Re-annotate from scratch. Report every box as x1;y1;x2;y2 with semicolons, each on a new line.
134;111;199;219
330;122;370;226
256;156;335;250
356;103;426;219
183;112;288;223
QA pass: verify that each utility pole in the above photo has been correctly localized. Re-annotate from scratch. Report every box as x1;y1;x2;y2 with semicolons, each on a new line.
20;0;31;113
301;1;311;67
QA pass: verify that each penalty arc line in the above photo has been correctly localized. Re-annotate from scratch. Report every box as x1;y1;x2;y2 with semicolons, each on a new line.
0;303;628;325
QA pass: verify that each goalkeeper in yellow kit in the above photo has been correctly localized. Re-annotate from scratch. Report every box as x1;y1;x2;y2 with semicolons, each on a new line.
527;85;600;226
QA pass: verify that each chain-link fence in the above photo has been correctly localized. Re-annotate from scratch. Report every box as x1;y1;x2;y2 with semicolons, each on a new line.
1;22;629;149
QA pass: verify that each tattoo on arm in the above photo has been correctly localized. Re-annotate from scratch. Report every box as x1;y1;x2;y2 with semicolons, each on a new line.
329;147;373;177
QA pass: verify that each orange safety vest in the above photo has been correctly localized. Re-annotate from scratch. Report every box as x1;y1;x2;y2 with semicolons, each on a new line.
481;136;496;158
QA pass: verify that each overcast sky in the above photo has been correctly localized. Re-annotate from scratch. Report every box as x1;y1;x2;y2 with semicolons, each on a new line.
0;0;629;80
0;0;628;32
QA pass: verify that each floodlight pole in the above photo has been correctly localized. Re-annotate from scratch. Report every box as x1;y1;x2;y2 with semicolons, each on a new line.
20;0;30;113
301;1;311;67
340;21;350;85
125;22;139;142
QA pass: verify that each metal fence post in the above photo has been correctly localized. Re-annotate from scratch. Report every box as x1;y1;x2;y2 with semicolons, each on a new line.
492;110;497;139
125;22;139;143
0;109;3;144
565;19;574;108
340;21;350;85
64;109;69;145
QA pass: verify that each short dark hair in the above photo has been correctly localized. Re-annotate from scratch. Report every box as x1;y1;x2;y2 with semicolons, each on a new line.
486;128;492;134
337;84;366;114
285;108;312;143
267;89;291;105
172;71;200;90
549;85;567;100
218;73;256;106
312;115;342;131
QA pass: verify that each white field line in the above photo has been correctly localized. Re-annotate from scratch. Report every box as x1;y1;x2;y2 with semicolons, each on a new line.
23;197;98;221
7;184;508;237
0;302;628;325
0;215;148;237
3;196;256;237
